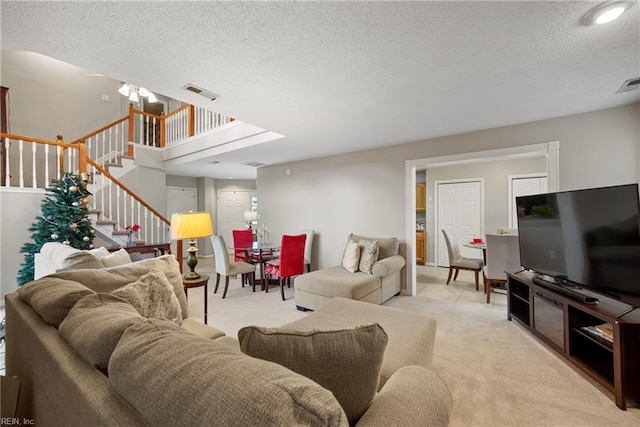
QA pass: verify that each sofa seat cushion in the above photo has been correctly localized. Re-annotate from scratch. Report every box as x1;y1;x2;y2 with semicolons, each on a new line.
109;318;348;426
284;297;437;389
295;266;380;300
50;255;189;319
238;324;388;425
59;293;144;370
18;277;95;327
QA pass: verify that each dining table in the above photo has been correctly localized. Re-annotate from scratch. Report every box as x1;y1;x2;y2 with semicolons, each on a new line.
234;242;280;291
463;240;487;264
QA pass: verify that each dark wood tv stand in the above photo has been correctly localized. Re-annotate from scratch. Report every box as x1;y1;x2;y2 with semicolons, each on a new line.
507;271;640;410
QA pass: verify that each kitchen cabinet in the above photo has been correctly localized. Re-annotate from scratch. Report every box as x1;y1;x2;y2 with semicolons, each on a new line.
416;230;425;265
416;183;426;212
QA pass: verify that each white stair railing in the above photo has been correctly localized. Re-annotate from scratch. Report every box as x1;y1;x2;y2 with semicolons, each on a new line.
87;158;171;245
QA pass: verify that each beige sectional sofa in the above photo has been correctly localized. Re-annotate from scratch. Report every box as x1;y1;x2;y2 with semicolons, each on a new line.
295;233;406;311
5;255;451;426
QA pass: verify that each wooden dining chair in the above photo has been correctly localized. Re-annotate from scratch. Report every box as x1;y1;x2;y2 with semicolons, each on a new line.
264;234;306;301
211;235;257;297
442;229;484;290
302;229;315;272
484;234;521;303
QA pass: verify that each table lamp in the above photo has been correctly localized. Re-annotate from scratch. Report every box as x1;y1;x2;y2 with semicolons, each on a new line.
243;210;258;229
170;211;213;280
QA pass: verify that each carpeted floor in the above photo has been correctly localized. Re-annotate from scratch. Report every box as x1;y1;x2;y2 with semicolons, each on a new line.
187;259;640;426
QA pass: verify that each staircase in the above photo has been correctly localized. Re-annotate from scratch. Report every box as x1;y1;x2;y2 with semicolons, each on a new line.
1;102;233;260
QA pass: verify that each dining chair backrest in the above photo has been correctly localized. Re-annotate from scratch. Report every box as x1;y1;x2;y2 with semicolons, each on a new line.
441;229;461;263
211;235;230;275
232;229;253;262
302;229;315;264
279;234;306;277
485;234;522;280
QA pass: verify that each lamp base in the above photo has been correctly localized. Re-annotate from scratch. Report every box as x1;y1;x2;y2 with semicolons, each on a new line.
185;239;200;280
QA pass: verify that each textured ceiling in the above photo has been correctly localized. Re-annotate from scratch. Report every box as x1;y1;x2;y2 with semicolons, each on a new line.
2;1;639;179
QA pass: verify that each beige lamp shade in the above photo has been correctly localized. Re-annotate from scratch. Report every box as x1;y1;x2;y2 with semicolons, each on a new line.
170;212;213;240
243;211;258;222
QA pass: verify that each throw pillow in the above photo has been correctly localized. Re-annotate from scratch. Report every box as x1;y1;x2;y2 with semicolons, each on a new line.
58;251;105;271
109;318;347;426
358;239;379;274
18;277;95;327
59;293;143;370
111;268;182;325
238;323;388;425
341;239;360;273
50;255;189;319
100;248;132;268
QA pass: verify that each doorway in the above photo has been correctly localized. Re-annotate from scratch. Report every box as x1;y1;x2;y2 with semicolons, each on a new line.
217;190;253;249
435;179;483;267
405;141;560;296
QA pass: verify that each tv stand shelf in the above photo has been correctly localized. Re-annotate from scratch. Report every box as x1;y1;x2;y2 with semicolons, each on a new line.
507;271;640;410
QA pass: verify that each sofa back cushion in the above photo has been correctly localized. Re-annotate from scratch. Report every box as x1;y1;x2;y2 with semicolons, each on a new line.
348;233;399;260
50;255;188;319
238;323;388;425
18;277;95;327
109;318;348;426
59;293;144;370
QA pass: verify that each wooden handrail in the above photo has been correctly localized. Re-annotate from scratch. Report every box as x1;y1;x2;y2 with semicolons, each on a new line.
132;108;163;120
164;103;189;119
0;132;79;149
86;157;170;225
71;116;129;144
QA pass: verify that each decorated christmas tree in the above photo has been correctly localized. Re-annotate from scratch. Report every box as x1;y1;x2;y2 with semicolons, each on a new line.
17;172;96;285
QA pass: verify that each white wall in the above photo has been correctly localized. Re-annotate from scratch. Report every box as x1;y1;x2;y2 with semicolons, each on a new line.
0;189;46;303
257;103;640;293
1;50;123;140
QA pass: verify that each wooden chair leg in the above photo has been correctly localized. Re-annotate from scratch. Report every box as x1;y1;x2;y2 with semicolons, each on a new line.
446;267;454;284
214;273;221;293
280;277;286;301
252;272;256;292
306;264;310;273
474;270;479;291
222;276;230;299
453;268;460;281
486;279;492;303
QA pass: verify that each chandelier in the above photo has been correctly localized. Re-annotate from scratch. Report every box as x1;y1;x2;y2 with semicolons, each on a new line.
118;83;158;103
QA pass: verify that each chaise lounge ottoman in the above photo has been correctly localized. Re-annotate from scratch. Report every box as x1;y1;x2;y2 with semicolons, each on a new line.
294;234;406;311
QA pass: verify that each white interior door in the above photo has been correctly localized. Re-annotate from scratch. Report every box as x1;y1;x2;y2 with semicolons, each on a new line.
436;180;482;267
509;175;548;228
166;187;197;256
218;190;251;249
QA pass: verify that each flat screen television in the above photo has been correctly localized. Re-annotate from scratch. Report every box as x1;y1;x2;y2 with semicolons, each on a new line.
516;183;640;308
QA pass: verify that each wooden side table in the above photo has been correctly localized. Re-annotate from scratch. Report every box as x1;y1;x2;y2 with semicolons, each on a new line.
182;274;209;325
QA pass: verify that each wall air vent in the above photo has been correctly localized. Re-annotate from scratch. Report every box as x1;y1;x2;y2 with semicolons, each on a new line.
242;161;268;168
616;77;640;94
183;83;220;101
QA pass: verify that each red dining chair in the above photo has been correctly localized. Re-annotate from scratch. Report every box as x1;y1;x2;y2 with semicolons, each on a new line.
232;229;254;262
264;234;306;301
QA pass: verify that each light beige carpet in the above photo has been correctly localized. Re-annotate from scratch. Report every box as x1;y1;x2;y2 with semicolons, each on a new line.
188;259;640;426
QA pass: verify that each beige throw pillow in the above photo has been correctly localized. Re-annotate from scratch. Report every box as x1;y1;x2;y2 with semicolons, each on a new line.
111;268;182;325
358;239;379;274
59;293;143;370
342;239;360;273
100;248;132;268
238;323;388;425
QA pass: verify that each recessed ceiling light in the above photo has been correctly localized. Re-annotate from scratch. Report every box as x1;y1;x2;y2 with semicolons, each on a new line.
582;1;634;25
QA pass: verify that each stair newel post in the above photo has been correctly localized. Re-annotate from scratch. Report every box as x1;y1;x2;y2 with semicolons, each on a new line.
159;112;166;148
57;135;65;175
188;104;195;137
127;103;135;156
77;139;87;176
